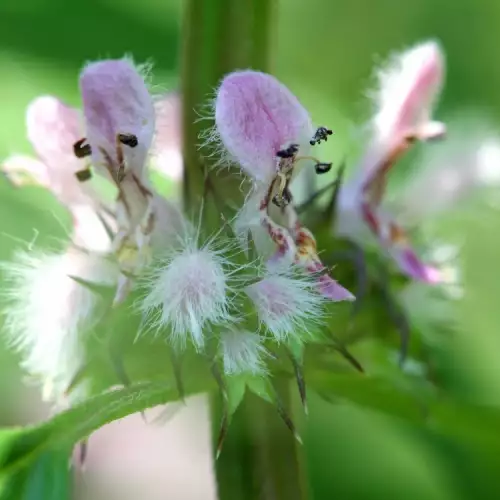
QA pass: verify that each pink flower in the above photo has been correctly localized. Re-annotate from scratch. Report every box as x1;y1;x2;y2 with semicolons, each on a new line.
214;70;353;301
3;96;96;208
79;58;155;182
215;70;314;184
372;40;445;148
2;95;114;253
336;41;446;283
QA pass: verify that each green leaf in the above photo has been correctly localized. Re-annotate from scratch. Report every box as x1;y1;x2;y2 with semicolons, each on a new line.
308;371;429;422
0;380;210;493
0;445;72;500
68;274;115;298
226;376;247;416
246;376;274;404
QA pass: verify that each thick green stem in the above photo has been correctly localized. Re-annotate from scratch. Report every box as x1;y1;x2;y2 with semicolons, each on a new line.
214;378;310;500
181;2;309;498
181;0;276;227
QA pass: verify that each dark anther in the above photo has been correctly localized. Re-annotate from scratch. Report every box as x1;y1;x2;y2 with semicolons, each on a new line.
310;126;333;146
276;143;299;159
75;168;92;182
118;133;139;148
315;162;332;174
73;138;92;158
272;188;292;208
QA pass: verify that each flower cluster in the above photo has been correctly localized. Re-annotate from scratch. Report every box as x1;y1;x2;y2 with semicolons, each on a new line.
1;39;484;419
0;58;343;410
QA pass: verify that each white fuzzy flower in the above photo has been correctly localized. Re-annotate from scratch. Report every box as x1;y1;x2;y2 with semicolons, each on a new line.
141;238;233;350
1;247;117;404
220;329;268;375
245;269;324;342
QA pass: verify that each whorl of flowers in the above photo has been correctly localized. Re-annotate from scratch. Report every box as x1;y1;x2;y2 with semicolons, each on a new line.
0;39;483;448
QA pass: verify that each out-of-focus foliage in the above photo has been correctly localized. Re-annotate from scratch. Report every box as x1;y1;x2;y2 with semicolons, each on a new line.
1;0;500;499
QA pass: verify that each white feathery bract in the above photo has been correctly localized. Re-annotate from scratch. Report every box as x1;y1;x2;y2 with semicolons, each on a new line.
1;247;117;403
220;329;268;375
140;237;233;350
245;268;325;342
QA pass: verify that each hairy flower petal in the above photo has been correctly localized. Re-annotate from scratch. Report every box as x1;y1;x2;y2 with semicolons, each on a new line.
80;58;155;180
373;40;444;145
141;240;232;350
14;96;95;207
215;70;314;183
220;329;267;375
245;269;324;342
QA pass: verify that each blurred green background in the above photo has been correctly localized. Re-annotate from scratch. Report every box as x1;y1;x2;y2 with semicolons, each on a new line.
1;0;500;498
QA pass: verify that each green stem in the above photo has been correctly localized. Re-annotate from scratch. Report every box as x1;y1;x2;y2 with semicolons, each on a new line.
181;0;276;227
214;378;310;500
181;2;309;498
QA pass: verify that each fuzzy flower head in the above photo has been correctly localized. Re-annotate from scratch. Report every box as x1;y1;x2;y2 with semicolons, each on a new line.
1;247;117;404
214;70;319;185
336;40;446;284
245;268;325;343
220;329;268;375
2;96;96;209
79;58;155;182
140;236;233;350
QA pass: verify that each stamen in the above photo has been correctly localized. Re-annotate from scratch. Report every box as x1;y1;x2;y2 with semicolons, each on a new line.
115;133;139;182
314;162;332;174
276;144;299;159
73;138;92;158
310;126;333;146
118;133;139;148
272;172;292;208
295;155;333;174
75;168;92;182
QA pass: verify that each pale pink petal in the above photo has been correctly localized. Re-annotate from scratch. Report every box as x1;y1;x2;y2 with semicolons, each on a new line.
80;59;155;179
360;204;441;283
24;96;92;206
390;247;442;284
316;274;356;301
26;95;84;174
215;70;314;183
374;40;444;143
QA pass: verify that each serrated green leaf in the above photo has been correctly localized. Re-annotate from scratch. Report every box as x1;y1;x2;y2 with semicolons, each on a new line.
0;379;210;489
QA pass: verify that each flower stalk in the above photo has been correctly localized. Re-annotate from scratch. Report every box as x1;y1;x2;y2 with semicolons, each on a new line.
181;0;276;224
214;378;309;500
181;1;312;498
